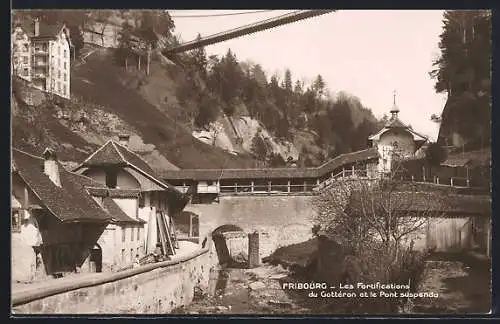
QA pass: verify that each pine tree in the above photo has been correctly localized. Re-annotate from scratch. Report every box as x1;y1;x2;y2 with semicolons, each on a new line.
116;21;134;67
191;33;208;78
430;10;491;95
313;74;326;98
218;49;244;115
284;69;293;92
252;64;267;87
294;80;303;94
250;131;269;161
430;10;491;149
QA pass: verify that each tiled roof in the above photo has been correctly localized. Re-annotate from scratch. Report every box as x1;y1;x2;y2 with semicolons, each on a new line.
17;20;65;39
316;148;379;175
12;149;112;223
102;197;145;224
442;148;491;168
80;141;163;180
160;148;379;181
114;142;159;177
85;187;108;197
12;148;145;224
384;117;407;128
395;192;491;215
160;167;318;181
76;140;186;201
349;191;491;216
86;187;141;199
80;141;128;167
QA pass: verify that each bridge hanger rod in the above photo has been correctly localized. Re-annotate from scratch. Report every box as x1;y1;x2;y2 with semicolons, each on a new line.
164;9;335;55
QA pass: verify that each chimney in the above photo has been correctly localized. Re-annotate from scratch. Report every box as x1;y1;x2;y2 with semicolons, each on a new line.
42;148;61;187
118;134;130;147
34;18;40;37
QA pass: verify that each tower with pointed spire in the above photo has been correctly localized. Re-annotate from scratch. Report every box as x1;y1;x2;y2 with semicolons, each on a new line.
390;90;400;119
368;92;428;176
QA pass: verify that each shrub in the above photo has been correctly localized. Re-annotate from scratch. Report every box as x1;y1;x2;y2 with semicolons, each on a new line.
317;240;430;314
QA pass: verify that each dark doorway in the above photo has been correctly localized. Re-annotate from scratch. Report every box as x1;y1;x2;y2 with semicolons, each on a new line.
212;224;244;267
89;244;102;273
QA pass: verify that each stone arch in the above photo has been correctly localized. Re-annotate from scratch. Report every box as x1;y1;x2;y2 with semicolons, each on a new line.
212;224;243;236
211;224;244;267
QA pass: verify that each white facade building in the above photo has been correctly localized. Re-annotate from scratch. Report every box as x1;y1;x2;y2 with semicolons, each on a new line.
11;18;72;99
368;96;428;175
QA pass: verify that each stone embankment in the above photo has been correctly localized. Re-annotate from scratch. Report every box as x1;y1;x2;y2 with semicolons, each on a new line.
12;246;215;314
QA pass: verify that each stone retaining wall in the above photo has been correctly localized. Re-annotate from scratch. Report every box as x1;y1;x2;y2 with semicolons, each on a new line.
12;246;216;314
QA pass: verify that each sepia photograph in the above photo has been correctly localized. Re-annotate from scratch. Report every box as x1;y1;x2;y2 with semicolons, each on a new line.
10;9;492;316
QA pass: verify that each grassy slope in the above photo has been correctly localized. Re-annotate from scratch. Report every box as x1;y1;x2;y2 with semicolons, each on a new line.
12;100;98;162
70;49;257;169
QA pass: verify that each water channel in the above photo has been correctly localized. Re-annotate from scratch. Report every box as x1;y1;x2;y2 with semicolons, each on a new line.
171;264;320;315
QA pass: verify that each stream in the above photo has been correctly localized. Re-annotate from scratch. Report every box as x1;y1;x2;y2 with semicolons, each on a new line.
171;264;319;315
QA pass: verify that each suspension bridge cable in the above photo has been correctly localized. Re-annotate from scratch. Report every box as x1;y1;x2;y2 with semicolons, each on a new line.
164;10;333;54
169;10;276;18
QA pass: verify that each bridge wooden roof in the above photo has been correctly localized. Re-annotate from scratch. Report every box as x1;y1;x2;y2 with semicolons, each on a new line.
394;192;491;215
441;148;491;168
349;191;491;216
160;148;379;181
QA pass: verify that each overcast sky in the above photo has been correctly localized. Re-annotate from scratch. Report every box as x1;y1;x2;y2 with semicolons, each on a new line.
167;10;448;141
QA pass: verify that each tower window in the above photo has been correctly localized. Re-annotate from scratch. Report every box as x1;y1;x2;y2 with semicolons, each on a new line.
105;169;118;188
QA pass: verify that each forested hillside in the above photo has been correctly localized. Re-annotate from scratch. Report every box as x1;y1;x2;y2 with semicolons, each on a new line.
11;10;383;169
430;10;491;151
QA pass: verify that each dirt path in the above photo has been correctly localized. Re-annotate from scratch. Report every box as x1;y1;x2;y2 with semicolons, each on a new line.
413;252;491;314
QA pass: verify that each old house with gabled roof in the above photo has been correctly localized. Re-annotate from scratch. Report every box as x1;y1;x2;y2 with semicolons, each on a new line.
11;147;146;282
368;94;428;175
11;17;73;99
72;135;189;256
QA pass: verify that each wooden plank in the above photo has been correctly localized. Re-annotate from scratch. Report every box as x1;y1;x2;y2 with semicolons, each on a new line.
159;211;171;255
156;212;168;256
164;212;176;255
159;211;175;255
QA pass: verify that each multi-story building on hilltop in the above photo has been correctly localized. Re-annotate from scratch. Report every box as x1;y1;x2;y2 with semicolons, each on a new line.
11;18;72;99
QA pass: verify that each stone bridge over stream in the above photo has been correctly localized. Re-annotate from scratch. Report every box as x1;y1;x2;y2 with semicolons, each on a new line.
183;194;317;261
